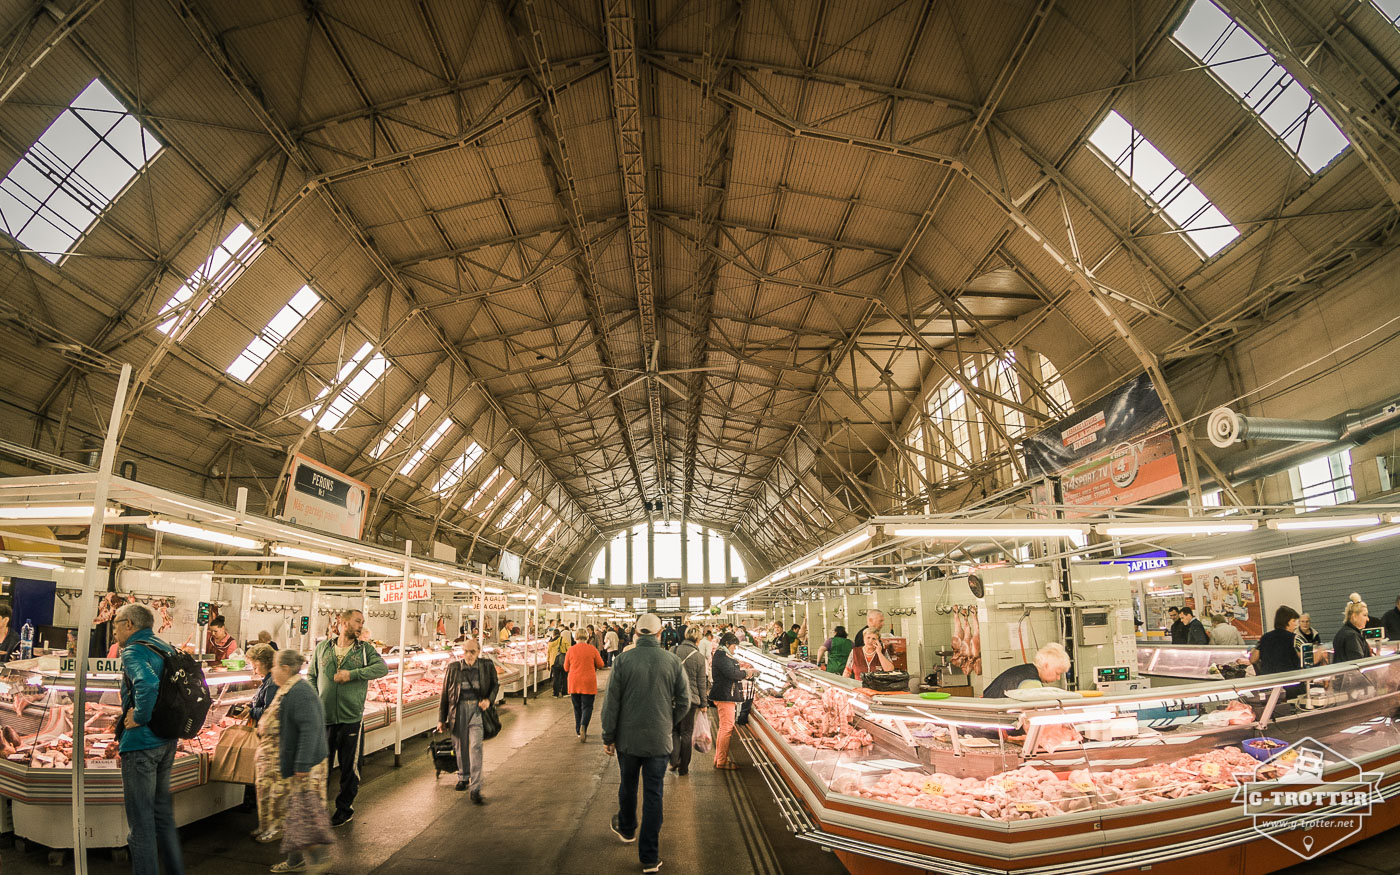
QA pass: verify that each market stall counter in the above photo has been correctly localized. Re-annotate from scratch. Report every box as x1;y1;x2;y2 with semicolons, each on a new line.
737;646;1400;875
488;637;547;694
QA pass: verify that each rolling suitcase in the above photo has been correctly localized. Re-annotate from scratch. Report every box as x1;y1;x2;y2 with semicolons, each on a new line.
428;732;457;776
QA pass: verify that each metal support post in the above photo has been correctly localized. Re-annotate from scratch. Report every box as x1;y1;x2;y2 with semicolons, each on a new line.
393;541;410;766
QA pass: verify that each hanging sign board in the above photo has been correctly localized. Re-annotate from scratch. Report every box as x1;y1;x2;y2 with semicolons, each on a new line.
60;657;121;674
1022;373;1183;515
541;591;563;606
1182;561;1263;639
470;593;509;611
406;577;433;601
282;454;371;539
380;577;406;604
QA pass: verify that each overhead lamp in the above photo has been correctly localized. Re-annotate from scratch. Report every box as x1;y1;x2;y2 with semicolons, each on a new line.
1177;556;1254;574
1268;515;1382;531
789;557;819;574
1126;568;1181;581
18;559;62;571
819;530;872;561
413;573;447;584
272;544;347;565
0;504;112;520
1097;520;1256;536
483;586;505;594
449;580;474;589
769;569;790;582
888;523;1088;539
1354;525;1400;544
351;560;400;576
148;518;262;550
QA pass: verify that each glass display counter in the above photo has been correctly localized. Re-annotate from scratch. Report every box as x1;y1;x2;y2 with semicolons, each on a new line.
489;637;547;694
1137;642;1254;682
738;645;1400;875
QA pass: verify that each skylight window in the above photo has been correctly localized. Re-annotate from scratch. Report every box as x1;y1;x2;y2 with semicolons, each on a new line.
464;466;503;510
496;489;532;529
1088;110;1240;257
534;519;561;550
481;476;516;515
157;223;261;337
301;342;390;430
0;79;161;263
372;394;430;459
399;417;454;476
226;286;320;382
432;441;484;494
1373;0;1400;28
1174;0;1348;172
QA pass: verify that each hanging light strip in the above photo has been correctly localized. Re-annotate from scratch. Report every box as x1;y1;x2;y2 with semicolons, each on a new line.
148;518;262;550
1097;520;1256;536
1269;515;1382;531
271;544;348;565
1177;556;1254;574
887;524;1088;539
350;560;400;576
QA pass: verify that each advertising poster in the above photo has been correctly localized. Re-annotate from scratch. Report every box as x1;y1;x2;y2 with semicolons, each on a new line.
1022;373;1183;515
282;454;370;539
1182;561;1262;639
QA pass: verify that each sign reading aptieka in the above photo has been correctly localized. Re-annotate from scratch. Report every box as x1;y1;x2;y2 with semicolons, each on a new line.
283;454;370;539
1022;373;1183;513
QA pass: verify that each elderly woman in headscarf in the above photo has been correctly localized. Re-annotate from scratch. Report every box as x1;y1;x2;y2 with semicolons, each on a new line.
269;649;334;874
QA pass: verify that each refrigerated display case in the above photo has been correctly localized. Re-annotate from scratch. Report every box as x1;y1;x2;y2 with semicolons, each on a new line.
1137;642;1254;682
738;645;1400;875
490;637;547;694
363;649;455;753
0;657;260;852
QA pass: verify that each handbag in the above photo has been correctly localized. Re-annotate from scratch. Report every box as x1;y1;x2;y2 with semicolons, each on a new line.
208;723;257;784
480;703;502;740
861;670;911;692
692;708;713;753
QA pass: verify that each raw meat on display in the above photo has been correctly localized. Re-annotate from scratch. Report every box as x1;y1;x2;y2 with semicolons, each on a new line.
754;688;873;750
845;746;1275;821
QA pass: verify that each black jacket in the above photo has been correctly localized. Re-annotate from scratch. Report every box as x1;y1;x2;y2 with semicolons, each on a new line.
438;658;499;731
711;649;749;702
1169;620;1187;644
250;673;277;721
1382;608;1400;642
1332;624;1373;663
1184;619;1209;645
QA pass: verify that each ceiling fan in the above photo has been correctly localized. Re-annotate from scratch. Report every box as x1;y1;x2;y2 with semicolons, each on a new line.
602;341;726;401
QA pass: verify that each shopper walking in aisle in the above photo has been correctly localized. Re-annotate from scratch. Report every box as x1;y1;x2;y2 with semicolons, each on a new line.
1168;607;1187;644
437;638;498;802
711;632;756;770
601;613;691;874
308;608;388;827
817;626;852;675
604;624;620;667
548;626;571;697
592;623;606;656
115;602;185;875
697;629;715;683
248;643;286;843
670;626;709;776
1208;614;1244;646
271;649;335;874
565;628;605;741
1178;607;1209;645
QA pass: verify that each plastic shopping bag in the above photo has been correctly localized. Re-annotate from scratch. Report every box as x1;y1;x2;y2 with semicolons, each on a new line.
693;708;714;753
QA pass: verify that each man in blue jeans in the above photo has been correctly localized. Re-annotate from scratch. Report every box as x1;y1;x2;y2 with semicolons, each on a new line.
115;602;185;875
601;613;691;873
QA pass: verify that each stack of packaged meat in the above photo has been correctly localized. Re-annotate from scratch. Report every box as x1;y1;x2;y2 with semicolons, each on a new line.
753;688;874;750
843;745;1277;821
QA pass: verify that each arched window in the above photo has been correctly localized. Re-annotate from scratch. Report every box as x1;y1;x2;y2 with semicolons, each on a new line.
587;522;747;586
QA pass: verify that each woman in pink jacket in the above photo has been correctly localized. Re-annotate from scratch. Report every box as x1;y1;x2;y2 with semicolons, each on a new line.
564;634;605;742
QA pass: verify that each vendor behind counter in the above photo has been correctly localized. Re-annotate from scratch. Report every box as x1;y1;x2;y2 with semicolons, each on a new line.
981;642;1071;699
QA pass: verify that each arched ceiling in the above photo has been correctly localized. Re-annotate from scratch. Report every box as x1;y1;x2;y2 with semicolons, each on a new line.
0;0;1395;582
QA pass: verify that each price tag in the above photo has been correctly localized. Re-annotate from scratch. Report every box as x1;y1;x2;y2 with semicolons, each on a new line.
1201;762;1221;778
921;781;944;796
1015;803;1038;813
1073;781;1095;793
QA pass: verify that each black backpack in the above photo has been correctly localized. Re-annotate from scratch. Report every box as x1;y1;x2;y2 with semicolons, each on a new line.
123;640;212;739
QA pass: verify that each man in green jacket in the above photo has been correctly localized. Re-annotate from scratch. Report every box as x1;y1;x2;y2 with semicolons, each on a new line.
602;613;690;874
308;608;388;826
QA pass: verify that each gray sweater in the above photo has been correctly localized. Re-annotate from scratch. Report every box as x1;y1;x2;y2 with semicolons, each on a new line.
601;635;691;756
278;679;330;778
673;641;710;706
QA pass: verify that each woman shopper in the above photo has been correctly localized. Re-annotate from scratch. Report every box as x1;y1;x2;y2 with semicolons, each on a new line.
247;644;284;844
270;649;334;874
670;626;710;775
712;632;757;771
547;629;569;698
603;624;620;667
437;638;500;802
565;630;605;741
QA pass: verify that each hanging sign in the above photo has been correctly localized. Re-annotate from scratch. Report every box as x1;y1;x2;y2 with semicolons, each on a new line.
60;657;121;673
1022;373;1183;514
406;577;433;601
380;577;406;604
1182;561;1263;638
282;454;371;539
470;593;509;611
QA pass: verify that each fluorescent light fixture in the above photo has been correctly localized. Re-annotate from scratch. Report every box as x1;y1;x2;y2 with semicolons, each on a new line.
819;530;872;561
1355;525;1400;544
412;573;447;584
148;518;261;550
483;586;505;594
1269;515;1382;531
789;557;819;574
888;524;1088;539
272;544;347;565
18;559;61;571
0;505;111;520
449;580;474;589
1127;568;1181;581
1097;520;1256;536
1177;556;1254;574
351;560;400;576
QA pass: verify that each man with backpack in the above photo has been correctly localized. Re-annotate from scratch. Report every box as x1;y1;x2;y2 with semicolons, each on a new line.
309;608;388;827
115;602;187;875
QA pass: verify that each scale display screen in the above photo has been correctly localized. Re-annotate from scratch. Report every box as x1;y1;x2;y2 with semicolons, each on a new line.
1364;627;1384;641
1096;665;1131;682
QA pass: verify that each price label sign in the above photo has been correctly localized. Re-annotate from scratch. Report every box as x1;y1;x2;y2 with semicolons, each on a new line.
380;577;406;604
406;577;433;601
60;657;122;673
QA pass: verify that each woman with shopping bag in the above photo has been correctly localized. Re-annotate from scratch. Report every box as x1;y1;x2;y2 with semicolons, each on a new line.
670;626;710;775
269;649;334;874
